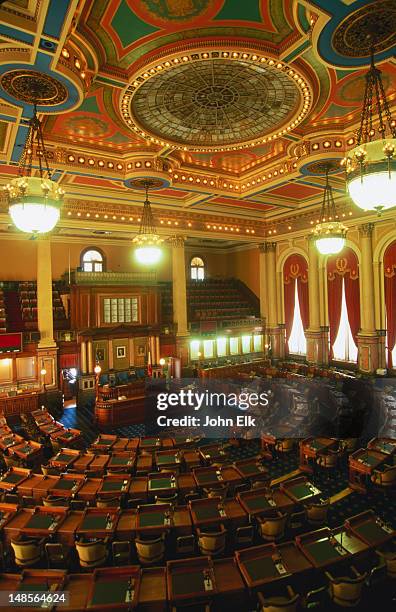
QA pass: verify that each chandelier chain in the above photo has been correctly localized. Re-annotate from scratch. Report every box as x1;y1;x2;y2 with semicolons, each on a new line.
18;104;52;180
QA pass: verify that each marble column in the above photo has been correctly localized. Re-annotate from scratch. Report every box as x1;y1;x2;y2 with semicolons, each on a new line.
170;236;189;365
37;237;57;388
265;242;285;359
357;223;381;373
258;245;268;320
306;236;329;364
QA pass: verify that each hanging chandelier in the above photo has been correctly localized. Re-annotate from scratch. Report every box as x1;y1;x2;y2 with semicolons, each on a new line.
342;45;396;213
132;180;163;265
314;165;346;255
4;104;64;233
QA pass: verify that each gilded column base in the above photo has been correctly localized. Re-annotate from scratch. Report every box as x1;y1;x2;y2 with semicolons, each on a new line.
267;325;286;360
357;332;386;374
305;327;329;365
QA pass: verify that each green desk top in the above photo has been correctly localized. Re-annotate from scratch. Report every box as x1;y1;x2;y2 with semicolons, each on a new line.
18;583;51;592
60;431;75;440
238;463;259;476
2;473;24;484
287;483;316;500
55;479;76;491
101;480;125;492
194;505;221;521
244;496;271;511
91;579;131;605
310;440;326;451
376;443;395;454
26;514;55;530
195;471;218;485
157;454;177;464
98;439;113;446
243;557;278;582
305;539;341;564
80;515;109;530
55;453;75;463
139;511;166;527
172;571;205;596
141;438;159;447
149;478;173;490
109;456;131;466
354;521;388;544
359;454;383;467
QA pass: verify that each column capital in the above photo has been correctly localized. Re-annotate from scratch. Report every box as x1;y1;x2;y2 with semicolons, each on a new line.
359;223;374;237
168;235;185;248
262;241;277;253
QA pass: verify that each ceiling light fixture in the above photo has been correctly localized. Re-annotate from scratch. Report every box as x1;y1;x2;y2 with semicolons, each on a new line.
132;180;163;266
314;165;346;255
342;43;396;213
5;103;63;234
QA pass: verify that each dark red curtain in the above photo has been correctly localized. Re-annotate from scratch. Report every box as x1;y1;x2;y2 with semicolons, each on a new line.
344;275;360;342
284;279;296;344
283;254;309;354
327;248;359;359
297;278;309;331
384;242;396;367
328;273;343;357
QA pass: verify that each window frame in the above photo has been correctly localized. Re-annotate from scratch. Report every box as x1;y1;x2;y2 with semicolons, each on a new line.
190;255;205;281
81;247;106;273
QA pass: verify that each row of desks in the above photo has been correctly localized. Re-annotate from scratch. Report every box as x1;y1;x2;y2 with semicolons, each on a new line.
0;477;327;544
0;510;393;611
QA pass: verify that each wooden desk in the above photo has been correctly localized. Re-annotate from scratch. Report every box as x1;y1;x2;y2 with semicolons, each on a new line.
3;507;67;543
0;391;39;417
76;478;102;503
234;457;268;481
213;557;246;605
136;455;153;475
332;526;369;555
136;503;173;536
49;474;84;499
112;438;138;451
86;566;141;610
49;449;80;470
0;433;24;451
190;497;228;528
367;437;396;456
281;477;322;504
296;528;349;568
348;448;388;492
193;466;226;489
17;474;57;501
147;473;177;496
0;426;12;436
91;435;116;452
11;440;42;462
177;473;197;496
107;453;135;471
39;422;63;435
199;444;227;463
0;502;18;531
57;511;84;546
167;556;217;603
236;543;294;589
182;450;201;470
299;437;338;473
0;468;30;492
0;569;65;612
76;508;119;539
60;573;91;611
32;410;54;426
50;429;83;448
139;437;161;450
155;449;183;470
97;476;131;498
238;487;294;517
71;454;95;472
139;567;167;611
95;393;145;427
346;510;395;548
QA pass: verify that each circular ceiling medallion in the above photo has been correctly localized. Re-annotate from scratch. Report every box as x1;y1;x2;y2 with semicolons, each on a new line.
0;70;68;105
303;159;341;175
121;50;312;152
332;1;396;58
127;177;167;190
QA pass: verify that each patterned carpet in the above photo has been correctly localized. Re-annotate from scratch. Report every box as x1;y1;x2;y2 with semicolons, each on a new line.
59;401;396;530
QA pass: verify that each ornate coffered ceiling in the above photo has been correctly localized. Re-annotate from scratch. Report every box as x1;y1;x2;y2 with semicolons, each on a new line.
0;0;395;243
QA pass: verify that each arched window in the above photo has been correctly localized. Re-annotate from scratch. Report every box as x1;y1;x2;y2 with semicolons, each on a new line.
191;256;205;280
384;241;396;368
81;249;104;272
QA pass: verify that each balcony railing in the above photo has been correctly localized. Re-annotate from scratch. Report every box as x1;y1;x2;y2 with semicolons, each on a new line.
189;317;265;333
64;270;157;285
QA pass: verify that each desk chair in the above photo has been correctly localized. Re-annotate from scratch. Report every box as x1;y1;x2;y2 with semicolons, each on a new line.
197;525;226;557
41;464;60;476
42;495;69;507
11;537;45;568
203;484;228;501
70;499;87;511
371;465;396;491
377;550;396;579
127;497;146;509
112;540;132;566
316;450;343;478
96;496;121;509
257;512;287;542
22;495;36;508
4;493;19;505
155;492;178;506
325;566;367;608
135;533;166;565
305;499;329;527
274;439;294;455
257;585;299;612
75;537;108;569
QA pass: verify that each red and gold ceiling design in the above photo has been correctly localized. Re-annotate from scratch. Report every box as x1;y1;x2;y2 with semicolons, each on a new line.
0;0;395;241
